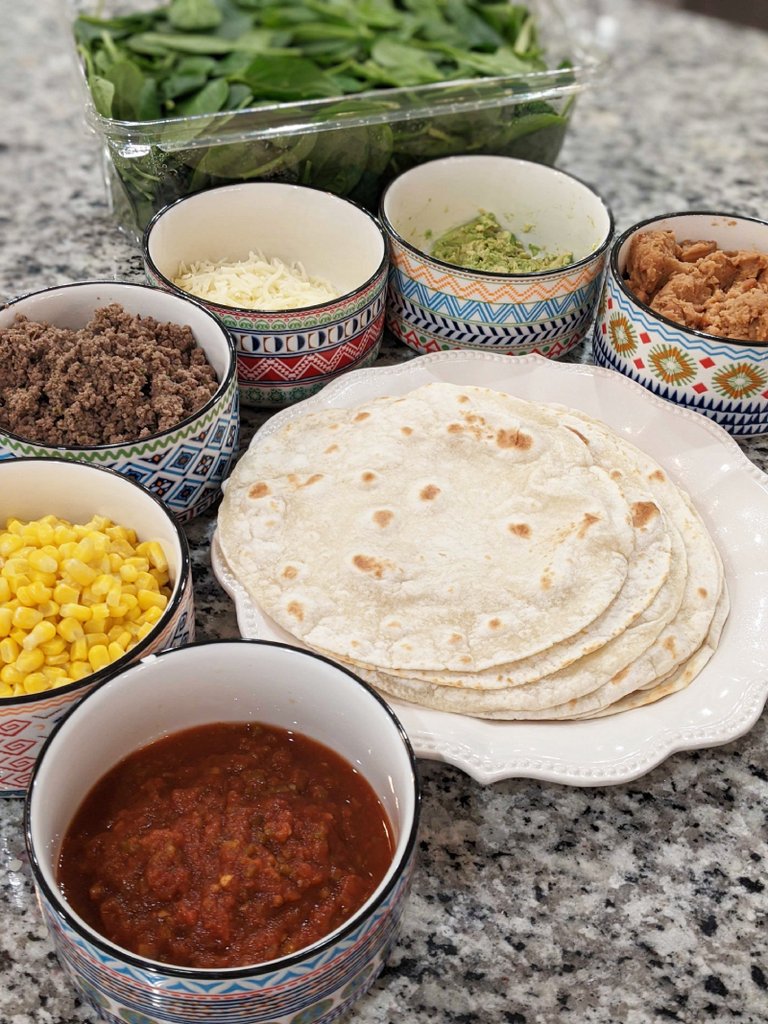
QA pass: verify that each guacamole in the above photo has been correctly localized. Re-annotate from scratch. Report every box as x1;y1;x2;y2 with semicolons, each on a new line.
431;212;574;274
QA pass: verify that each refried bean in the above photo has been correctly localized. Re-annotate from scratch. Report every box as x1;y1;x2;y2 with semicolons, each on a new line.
624;230;768;342
0;303;219;447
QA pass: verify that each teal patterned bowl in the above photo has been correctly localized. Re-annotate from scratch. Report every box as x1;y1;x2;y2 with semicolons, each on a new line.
0;282;239;521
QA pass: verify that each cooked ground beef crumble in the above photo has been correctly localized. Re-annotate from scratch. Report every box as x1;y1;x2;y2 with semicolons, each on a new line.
0;303;220;447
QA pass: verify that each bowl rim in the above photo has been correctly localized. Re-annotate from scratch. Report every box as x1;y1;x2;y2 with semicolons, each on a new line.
0;456;191;707
24;637;422;979
142;183;390;318
0;280;238;453
378;155;615;281
610;210;768;350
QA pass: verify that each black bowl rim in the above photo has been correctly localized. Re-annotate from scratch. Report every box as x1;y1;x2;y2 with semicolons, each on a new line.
379;156;615;281
0;457;191;707
0;280;238;452
24;638;422;980
142;183;390;318
610;210;768;349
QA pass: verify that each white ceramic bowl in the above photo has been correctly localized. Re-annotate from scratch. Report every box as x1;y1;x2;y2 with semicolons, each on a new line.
594;211;768;437
0;458;194;797
381;155;613;358
0;281;239;521
143;184;389;407
26;639;419;1024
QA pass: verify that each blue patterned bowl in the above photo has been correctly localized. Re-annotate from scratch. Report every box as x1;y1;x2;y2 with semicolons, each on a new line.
26;640;420;1024
593;212;768;437
0;282;239;521
380;155;613;358
0;457;194;797
143;184;388;408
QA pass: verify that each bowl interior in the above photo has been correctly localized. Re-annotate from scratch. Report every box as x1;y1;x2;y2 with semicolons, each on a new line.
616;213;768;274
0;282;232;387
146;184;386;303
0;459;183;595
29;641;416;971
382;155;611;267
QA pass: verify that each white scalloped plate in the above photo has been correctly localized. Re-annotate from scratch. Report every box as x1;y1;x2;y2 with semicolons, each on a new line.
212;351;768;786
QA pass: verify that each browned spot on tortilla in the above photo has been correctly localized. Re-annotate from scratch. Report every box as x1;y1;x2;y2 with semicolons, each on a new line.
361;472;376;483
698;587;708;598
488;618;502;630
400;426;413;436
577;513;600;538
301;474;323;488
354;412;370;422
248;482;270;499
612;666;629;684
448;633;462;644
460;656;472;665
447;423;463;434
282;565;298;580
457;395;469;403
351;640;359;647
286;601;304;622
402;644;412;651
373;510;394;528
632;501;660;529
663;636;676;655
496;428;533;450
565;426;589;445
265;520;275;527
540;572;553;591
649;469;665;482
420;484;440;501
464;412;484;425
509;523;531;538
329;423;339;430
287;474;299;485
611;469;622;480
352;554;389;579
324;444;339;454
386;621;401;629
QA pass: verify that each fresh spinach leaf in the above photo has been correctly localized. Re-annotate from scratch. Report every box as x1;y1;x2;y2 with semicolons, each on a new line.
161;74;209;101
370;36;443;83
175;76;230;115
139;78;163;119
168;0;223;32
90;75;115;117
176;55;219;74
235;55;339;100
106;60;146;120
129;32;238;54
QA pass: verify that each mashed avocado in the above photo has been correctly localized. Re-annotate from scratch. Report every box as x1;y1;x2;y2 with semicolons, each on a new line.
431;212;574;274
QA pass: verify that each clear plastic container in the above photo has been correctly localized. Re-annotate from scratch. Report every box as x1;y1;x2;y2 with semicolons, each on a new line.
67;0;608;241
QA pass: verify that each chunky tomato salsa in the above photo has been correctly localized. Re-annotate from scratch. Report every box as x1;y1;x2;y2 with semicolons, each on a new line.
57;723;394;969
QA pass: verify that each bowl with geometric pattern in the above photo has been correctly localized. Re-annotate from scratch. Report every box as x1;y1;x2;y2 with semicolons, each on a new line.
380;155;613;359
0;282;239;521
143;184;389;408
593;211;768;437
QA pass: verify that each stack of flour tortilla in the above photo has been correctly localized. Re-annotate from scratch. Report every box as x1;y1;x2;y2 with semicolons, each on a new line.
218;383;729;720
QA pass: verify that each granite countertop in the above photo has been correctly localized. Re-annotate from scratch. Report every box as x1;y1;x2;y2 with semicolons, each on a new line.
2;1;768;1021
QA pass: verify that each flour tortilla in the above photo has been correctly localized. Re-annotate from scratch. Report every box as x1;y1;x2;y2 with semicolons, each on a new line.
219;384;636;672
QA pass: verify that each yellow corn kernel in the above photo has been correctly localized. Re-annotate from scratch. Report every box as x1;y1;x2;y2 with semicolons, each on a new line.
37;601;60;619
105;584;123;609
90;516;111;532
10;629;26;647
115;630;132;650
0;664;24;685
23;673;51;695
40;637;67;656
146;543;168;572
58;542;78;561
112;539;135;558
2;558;29;579
8;576;31;596
74;536;96;564
109;603;129;619
150;569;170;588
70;637;88;663
90;602;110;621
0;534;24;558
136;572;159;593
53;676;74;689
36;522;55;546
27;570;58;587
16;648;45;674
70;661;93;681
0;638;20;664
0;608;12;638
141;606;164;626
85;632;110;649
135;622;154;641
15;585;38;607
53;525;77;546
79;589;97;607
119;592;138;610
45;653;71;667
108;642;125;663
91;574;114;597
53;583;80;605
119;563;139;583
22;621;57;650
0;682;13;698
60;603;92;623
108;553;123;572
106;525;129;541
5;518;23;534
64;558;97;586
138;590;167;612
57;617;84;644
83;616;105;634
88;645;111;672
125;606;141;623
107;624;125;642
42;665;67;681
28;550;58;574
127;556;150;572
0;578;11;603
12;606;43;630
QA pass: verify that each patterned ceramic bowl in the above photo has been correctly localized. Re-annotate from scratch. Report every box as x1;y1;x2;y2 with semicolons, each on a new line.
0;282;239;521
26;639;420;1024
0;457;193;797
143;184;389;407
593;211;768;437
380;155;613;358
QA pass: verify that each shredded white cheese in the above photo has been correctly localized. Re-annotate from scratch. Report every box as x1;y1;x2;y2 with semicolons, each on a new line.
173;250;339;311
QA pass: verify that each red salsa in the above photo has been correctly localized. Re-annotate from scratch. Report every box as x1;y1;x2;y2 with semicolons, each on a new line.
57;723;394;969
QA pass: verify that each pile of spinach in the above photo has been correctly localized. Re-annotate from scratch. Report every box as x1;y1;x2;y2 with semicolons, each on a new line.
75;0;575;230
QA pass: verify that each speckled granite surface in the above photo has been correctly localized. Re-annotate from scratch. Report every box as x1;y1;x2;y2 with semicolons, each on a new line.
2;1;768;1022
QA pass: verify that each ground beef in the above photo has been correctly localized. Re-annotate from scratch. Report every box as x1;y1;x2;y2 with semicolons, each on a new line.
624;230;768;342
0;304;220;447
